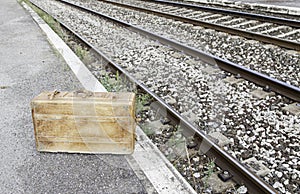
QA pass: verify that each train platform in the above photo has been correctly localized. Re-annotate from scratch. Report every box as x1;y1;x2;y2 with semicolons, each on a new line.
0;0;195;193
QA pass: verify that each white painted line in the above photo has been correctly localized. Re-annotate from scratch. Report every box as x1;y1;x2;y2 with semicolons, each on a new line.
22;2;106;92
23;2;196;194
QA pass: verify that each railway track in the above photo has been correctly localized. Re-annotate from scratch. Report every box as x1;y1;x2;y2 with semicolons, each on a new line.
65;0;300;90
180;0;300;19
101;0;300;51
29;0;300;193
142;0;300;27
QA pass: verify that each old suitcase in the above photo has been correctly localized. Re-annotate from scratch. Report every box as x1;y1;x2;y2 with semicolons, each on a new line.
31;90;136;154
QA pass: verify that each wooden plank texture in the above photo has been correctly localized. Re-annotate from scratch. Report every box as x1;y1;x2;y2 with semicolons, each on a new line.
31;91;136;154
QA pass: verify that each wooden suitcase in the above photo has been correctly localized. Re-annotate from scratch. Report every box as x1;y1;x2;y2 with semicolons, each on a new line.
31;90;136;154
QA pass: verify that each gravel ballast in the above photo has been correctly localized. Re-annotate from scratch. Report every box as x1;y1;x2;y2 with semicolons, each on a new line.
67;0;300;88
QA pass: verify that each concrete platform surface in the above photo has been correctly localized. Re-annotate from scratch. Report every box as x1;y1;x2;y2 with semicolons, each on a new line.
0;0;148;193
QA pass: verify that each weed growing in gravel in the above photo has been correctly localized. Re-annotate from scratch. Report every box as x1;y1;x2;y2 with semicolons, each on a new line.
136;93;151;114
75;45;87;61
206;159;215;178
100;73;114;92
168;131;185;148
100;71;123;92
202;158;216;189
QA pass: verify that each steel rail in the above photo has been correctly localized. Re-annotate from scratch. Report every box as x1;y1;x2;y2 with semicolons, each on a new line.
30;1;279;193
146;0;300;28
101;0;300;51
62;0;299;102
